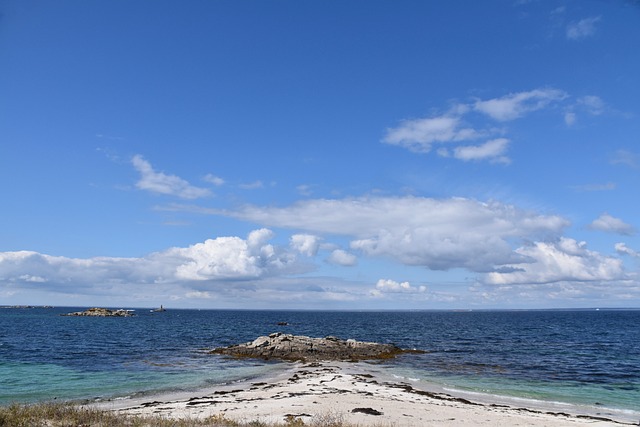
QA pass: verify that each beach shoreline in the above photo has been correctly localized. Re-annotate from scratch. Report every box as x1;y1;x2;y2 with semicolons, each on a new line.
93;362;635;426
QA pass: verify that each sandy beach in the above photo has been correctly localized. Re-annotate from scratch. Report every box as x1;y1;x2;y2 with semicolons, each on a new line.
97;362;633;426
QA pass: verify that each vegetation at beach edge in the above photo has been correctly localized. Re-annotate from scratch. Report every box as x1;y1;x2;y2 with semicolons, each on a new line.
0;402;394;427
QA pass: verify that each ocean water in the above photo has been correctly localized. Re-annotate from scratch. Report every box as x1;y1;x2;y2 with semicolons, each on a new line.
1;308;639;421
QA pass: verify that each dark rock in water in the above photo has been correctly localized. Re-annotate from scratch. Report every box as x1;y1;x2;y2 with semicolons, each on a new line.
210;332;418;362
61;307;135;317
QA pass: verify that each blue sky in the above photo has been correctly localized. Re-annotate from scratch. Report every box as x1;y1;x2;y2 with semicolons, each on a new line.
1;0;639;309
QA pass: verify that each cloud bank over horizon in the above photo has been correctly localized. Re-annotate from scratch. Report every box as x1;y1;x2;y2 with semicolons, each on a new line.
2;193;638;308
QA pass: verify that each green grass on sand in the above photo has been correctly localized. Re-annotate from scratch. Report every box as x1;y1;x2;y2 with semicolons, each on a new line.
0;402;391;427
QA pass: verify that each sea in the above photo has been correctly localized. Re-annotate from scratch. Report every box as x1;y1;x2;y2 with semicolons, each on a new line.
1;307;639;422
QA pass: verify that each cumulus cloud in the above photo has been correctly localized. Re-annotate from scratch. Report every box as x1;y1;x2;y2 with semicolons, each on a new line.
327;249;357;266
473;89;568;122
566;16;601;40
452;138;510;163
290;234;321;256
374;278;426;294
224;196;570;272
589;213;636;236
0;230;301;295
485;238;625;285
132;155;212;199
166;229;295;281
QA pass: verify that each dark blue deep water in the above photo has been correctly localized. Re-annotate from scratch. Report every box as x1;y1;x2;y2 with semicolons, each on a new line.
1;308;639;420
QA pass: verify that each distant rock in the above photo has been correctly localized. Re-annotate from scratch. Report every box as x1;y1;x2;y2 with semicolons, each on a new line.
61;307;135;317
0;305;53;309
210;332;419;362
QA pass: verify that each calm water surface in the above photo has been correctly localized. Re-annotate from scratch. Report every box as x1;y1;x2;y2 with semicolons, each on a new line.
1;308;638;421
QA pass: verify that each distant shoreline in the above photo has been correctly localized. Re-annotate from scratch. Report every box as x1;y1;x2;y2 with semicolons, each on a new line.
0;305;55;309
3;305;640;312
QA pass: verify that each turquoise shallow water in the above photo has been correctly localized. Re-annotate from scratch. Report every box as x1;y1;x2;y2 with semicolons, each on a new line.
1;308;639;421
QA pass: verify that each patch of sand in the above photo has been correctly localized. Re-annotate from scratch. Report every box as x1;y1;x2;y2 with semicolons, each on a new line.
96;363;630;426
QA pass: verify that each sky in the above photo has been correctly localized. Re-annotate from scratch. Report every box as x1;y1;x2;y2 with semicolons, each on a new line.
1;0;639;310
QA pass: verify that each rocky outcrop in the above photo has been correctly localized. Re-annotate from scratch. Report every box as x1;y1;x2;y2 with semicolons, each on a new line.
210;333;416;362
61;307;135;317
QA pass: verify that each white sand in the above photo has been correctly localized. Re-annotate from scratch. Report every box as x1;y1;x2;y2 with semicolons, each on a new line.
96;363;632;426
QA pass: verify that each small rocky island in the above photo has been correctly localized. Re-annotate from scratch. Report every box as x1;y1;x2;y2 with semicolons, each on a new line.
211;332;418;362
61;307;135;317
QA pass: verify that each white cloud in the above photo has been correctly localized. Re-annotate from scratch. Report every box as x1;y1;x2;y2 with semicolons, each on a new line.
224;196;570;272
473;89;568;121
616;243;640;258
485;238;625;285
327;249;357;266
246;228;274;249
290;234;321;256
453;138;510;163
374;278;426;294
132;155;212;199
383;114;479;153
18;274;47;283
384;88;568;163
185;290;214;299
0;230;301;294
566;16;601;40
168;229;291;280
203;174;225;186
0;250;165;292
589;213;636;236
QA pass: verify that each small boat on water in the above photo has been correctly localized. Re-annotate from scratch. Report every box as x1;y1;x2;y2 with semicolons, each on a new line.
151;305;166;313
